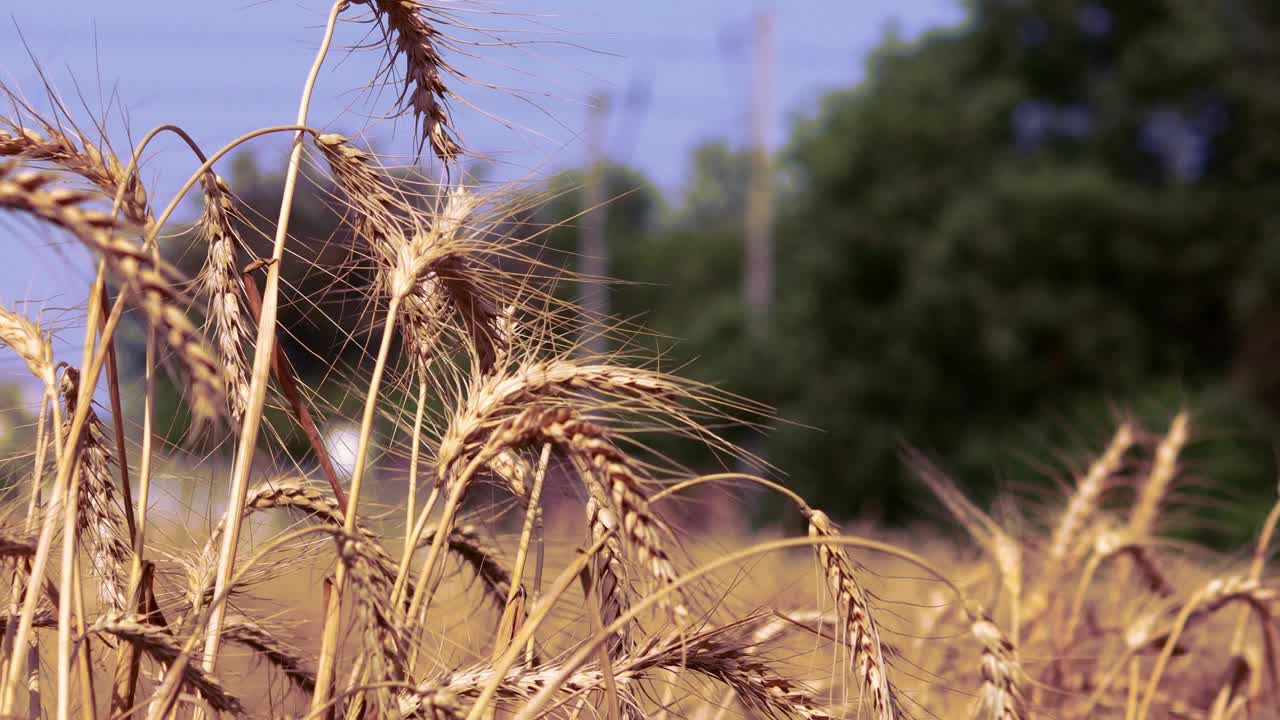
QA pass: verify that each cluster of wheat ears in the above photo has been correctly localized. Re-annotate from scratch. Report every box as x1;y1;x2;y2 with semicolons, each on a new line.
0;2;1277;719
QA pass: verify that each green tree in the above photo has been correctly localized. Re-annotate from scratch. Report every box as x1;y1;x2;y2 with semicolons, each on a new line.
768;0;1280;521
523;2;1280;539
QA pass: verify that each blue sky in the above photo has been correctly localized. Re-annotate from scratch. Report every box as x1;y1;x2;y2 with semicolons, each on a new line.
0;0;961;373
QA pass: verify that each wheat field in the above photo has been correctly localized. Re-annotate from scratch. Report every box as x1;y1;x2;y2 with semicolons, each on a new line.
0;2;1277;719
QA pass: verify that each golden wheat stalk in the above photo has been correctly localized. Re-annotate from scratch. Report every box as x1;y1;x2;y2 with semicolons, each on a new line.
909;450;1023;637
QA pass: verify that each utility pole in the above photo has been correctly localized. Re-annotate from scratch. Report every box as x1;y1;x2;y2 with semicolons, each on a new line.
738;10;774;480
579;91;610;357
745;10;774;341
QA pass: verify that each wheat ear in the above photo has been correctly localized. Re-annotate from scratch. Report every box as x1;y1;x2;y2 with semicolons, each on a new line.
333;531;411;716
58;368;131;612
1128;412;1190;538
1048;421;1135;573
196;173;253;421
484;406;687;619
0;304;54;387
0;164;225;423
405;624;839;720
0;120;151;226
586;496;630;657
358;0;462;162
969;610;1028;720
316;134;506;374
220;614;316;694
84;613;243;715
804;509;896;720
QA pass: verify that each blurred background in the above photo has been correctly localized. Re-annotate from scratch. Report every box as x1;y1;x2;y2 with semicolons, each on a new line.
4;0;1280;543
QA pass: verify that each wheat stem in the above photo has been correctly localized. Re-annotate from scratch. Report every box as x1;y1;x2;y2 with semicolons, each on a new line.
203;0;346;677
70;573;98;720
310;293;403;714
55;263;110;720
508;444;550;601
404;377;430;559
110;328;158;714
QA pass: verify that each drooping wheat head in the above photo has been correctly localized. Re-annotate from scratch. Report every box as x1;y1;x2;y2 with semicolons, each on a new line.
804;508;896;720
356;0;463;163
0;114;151;227
0;164;226;425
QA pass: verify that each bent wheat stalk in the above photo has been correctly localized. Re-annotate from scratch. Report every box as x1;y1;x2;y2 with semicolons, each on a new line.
84;613;243;715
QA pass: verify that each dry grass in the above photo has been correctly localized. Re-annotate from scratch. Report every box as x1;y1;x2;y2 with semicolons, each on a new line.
0;4;1277;720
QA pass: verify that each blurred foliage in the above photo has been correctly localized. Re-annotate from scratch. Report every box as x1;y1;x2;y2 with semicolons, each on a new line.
0;383;37;494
